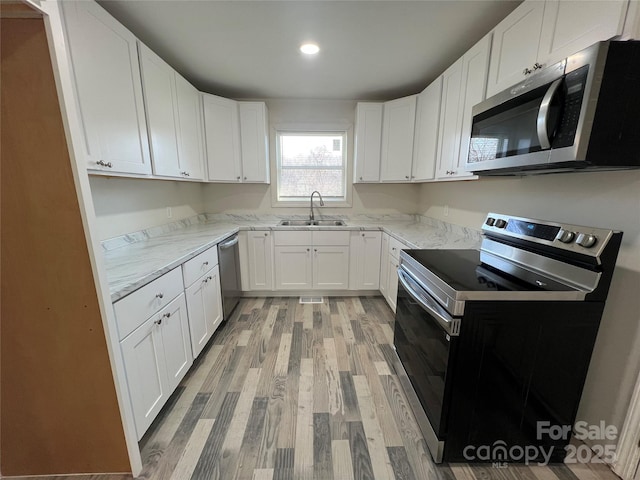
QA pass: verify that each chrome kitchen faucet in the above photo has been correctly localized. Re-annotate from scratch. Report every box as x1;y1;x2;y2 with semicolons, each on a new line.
309;191;324;221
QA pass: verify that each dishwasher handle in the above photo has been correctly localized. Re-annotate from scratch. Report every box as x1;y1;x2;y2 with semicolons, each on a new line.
219;235;239;249
398;267;460;336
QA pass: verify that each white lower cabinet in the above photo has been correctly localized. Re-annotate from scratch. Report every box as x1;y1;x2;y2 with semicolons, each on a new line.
379;233;407;313
273;231;350;291
185;265;223;359
244;231;274;291
120;293;192;439
274;246;313;290
313;246;350;289
349;231;382;290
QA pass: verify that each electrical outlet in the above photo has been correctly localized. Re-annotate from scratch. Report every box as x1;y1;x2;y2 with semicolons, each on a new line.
444;205;449;217
166;207;172;218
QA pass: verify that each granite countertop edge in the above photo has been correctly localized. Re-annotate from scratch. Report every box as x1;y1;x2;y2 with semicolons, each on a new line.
105;217;482;303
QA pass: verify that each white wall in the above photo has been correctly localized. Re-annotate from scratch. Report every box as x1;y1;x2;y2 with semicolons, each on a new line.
418;170;640;440
89;176;204;239
202;98;420;216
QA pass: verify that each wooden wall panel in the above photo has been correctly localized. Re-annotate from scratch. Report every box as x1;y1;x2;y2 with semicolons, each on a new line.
0;15;131;475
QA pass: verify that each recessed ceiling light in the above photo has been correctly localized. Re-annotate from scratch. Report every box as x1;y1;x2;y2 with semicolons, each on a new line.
300;43;320;55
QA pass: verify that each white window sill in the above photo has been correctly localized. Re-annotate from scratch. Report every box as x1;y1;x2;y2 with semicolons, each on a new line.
271;199;352;208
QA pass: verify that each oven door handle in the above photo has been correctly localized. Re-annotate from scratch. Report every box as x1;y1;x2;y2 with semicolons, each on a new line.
397;268;460;336
536;77;563;150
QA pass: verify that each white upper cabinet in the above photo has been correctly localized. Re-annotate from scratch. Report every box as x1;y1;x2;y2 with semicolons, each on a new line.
436;35;490;180
435;58;464;179
202;96;269;183
487;0;629;97
174;74;205;180
354;103;383;183
202;94;242;182
412;77;442;182
457;34;491;179
138;43;180;178
139;43;204;180
537;0;628;67
380;95;417;182
239;102;270;183
61;1;152;175
486;1;545;98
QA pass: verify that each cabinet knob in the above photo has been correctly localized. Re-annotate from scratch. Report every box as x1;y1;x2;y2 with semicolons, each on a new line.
359;176;363;181
264;232;268;236
307;248;310;252
314;249;318;252
523;67;533;76
97;160;113;168
208;276;213;281
163;312;171;318
237;176;241;180
533;62;543;71
203;261;209;266
155;293;164;299
362;233;365;237
154;318;162;325
450;171;456;175
244;176;247;180
405;175;409;179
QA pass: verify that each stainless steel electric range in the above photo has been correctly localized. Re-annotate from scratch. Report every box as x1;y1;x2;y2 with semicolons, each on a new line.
393;213;622;464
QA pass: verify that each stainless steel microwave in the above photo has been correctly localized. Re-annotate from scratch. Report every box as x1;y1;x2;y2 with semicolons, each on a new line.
466;41;640;175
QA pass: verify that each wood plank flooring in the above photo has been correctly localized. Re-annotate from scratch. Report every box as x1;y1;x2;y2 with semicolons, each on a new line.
11;297;622;480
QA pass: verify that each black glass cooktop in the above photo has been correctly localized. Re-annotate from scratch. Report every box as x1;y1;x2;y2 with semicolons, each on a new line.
402;249;577;293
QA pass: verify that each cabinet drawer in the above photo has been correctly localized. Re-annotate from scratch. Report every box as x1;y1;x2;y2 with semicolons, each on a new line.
182;246;218;287
274;231;312;246
114;267;184;341
389;236;406;260
312;230;350;246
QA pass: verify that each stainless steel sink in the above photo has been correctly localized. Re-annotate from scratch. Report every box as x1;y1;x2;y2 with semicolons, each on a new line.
278;219;346;226
313;220;346;226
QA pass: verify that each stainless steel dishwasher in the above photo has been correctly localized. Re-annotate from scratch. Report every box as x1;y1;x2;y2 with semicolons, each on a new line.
217;234;241;319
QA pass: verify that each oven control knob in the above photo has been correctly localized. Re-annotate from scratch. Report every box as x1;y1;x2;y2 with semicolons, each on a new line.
485;217;496;226
557;229;576;243
576;233;597;248
494;219;507;228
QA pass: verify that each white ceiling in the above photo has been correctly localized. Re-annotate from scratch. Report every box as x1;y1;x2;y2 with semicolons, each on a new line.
97;0;521;101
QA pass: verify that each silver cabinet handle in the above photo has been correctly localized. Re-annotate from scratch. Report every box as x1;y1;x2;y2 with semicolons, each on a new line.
533;62;544;71
163;312;171;318
523;67;533;76
155;293;164;299
181;171;190;177
97;160;112;168
203;261;209;266
154;318;162;325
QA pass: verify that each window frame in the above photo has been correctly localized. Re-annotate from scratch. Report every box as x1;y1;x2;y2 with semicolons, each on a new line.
270;123;353;208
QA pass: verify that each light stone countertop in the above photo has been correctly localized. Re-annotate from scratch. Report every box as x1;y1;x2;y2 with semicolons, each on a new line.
103;213;482;302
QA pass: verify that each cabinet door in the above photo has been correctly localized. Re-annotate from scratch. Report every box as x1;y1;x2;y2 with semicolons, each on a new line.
246;231;274;290
354;103;383;183
175;74;205;180
61;1;152;175
313;246;350;290
455;34;491;179
120;315;167;439
379;233;390;299
538;0;628;68
275;246;313;290
239;102;270;183
387;255;400;313
202;94;242;182
185;267;222;359
349;231;382;290
436;58;463;179
380;95;417;182
138;43;180;178
412;78;442;182
486;1;545;98
158;294;193;393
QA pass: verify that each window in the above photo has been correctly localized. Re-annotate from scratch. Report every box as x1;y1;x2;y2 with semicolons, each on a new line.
275;131;348;204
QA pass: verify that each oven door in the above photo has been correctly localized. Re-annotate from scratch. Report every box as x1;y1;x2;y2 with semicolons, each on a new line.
394;267;459;463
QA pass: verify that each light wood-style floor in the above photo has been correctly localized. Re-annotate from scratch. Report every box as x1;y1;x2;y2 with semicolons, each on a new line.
12;297;621;480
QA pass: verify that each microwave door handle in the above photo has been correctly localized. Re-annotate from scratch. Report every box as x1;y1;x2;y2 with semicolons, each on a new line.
397;268;459;336
536;78;563;149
